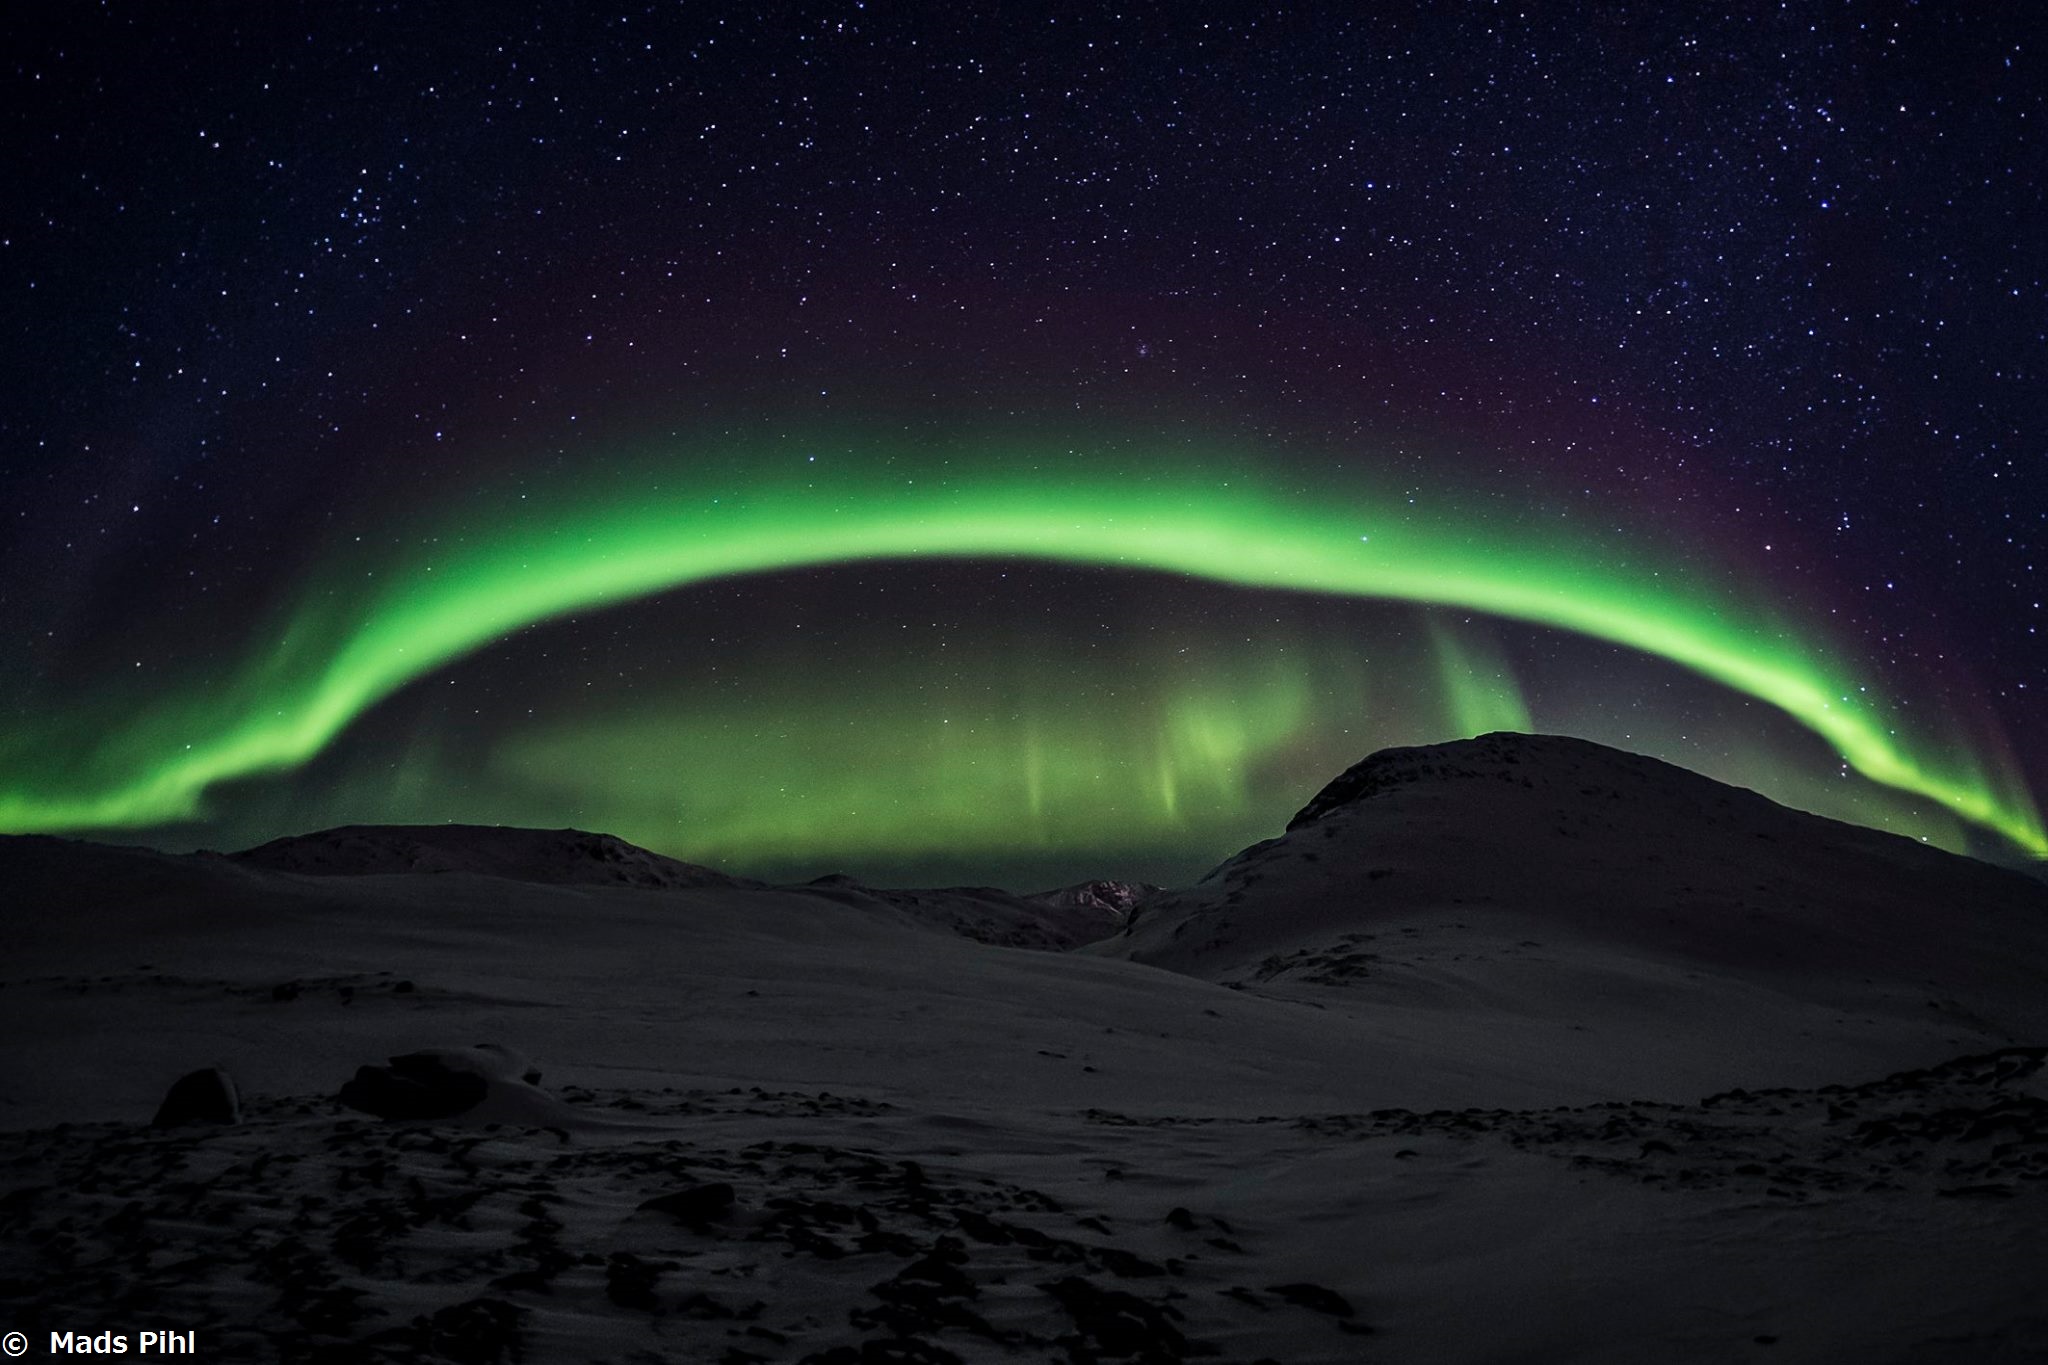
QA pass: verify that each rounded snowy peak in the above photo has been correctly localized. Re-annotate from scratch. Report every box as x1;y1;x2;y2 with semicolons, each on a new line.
1287;731;1771;832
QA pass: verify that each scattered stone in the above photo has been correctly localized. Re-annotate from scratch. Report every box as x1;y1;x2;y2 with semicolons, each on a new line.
1041;1274;1193;1359
639;1181;737;1223
151;1067;240;1127
339;1055;487;1120
404;1296;525;1364
606;1251;668;1311
1266;1281;1356;1317
798;1337;965;1364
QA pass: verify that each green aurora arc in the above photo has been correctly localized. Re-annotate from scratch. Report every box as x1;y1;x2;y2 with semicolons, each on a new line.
485;642;1326;872
3;445;2042;857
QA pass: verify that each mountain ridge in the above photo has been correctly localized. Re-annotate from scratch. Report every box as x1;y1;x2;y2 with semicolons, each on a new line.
1105;734;2047;1039
228;823;751;890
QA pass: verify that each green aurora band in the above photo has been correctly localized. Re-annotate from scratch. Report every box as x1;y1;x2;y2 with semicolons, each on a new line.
1426;616;1533;739
486;646;1323;870
3;447;2041;856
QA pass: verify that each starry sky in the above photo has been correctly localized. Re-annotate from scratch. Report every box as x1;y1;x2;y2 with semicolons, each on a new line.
2;4;2043;888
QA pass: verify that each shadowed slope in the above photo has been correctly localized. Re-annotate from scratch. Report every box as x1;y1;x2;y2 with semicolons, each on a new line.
231;823;751;890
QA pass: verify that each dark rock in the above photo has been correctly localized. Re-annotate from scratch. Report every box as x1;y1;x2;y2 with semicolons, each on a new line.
1040;1275;1190;1358
338;1055;488;1120
1091;1245;1170;1278
606;1251;666;1311
409;1296;525;1365
151;1067;240;1127
879;1238;977;1300
797;1338;966;1364
639;1181;737;1222
1267;1281;1356;1317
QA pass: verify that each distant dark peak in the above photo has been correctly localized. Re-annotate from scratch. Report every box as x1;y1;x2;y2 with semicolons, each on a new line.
1286;732;1729;831
806;872;866;887
231;824;747;890
1029;879;1163;920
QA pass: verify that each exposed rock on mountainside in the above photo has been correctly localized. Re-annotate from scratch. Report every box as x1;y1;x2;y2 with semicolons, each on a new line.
1030;879;1162;921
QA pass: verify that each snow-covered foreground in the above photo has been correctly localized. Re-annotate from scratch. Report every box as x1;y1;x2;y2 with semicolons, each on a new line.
3;735;2044;1362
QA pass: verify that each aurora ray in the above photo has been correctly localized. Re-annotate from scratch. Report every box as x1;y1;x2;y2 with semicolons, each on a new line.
1427;617;1533;739
2;444;2040;857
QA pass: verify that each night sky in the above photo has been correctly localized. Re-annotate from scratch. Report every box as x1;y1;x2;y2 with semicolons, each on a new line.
2;4;2043;887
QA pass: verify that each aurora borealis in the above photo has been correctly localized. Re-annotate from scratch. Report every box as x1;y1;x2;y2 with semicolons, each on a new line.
4;7;2045;884
3;443;2042;860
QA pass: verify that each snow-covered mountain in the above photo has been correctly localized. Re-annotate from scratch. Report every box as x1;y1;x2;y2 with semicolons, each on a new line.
232;822;752;890
1120;731;2045;978
3;734;2044;1363
1099;731;2048;1096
